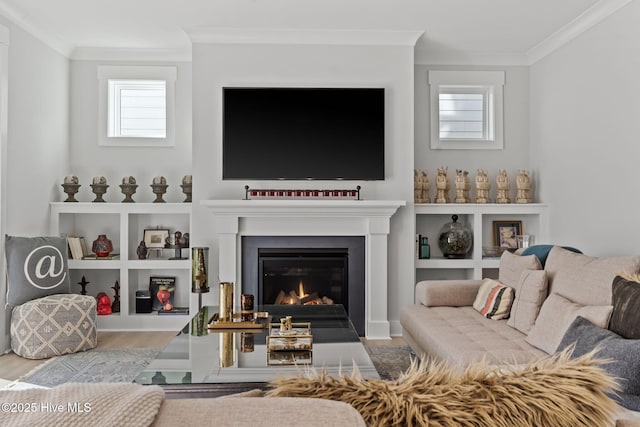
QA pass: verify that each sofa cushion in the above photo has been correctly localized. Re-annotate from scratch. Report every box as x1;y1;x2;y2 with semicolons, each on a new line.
609;274;640;339
544;246;640;306
400;304;546;367
472;279;514;320
5;235;71;307
526;293;613;354
557;316;640;411
498;250;542;290
507;270;548;334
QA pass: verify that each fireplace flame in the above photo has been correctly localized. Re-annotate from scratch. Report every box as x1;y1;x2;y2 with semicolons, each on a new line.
298;280;307;299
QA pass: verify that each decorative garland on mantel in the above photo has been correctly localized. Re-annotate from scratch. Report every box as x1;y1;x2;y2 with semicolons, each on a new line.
244;185;361;200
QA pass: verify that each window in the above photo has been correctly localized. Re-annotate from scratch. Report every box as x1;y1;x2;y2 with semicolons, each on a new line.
429;70;504;150
98;66;176;147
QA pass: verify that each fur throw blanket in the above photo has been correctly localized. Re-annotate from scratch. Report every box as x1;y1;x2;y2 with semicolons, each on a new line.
267;350;618;426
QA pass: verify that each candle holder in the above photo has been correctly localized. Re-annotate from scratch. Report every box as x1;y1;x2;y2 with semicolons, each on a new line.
119;184;138;203
62;183;81;202
151;184;168;203
90;183;108;202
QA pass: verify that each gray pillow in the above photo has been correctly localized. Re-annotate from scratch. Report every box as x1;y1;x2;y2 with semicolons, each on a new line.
557;315;640;410
5;235;71;307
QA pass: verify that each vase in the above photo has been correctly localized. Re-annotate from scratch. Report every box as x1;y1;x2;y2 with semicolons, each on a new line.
92;234;113;257
438;215;472;259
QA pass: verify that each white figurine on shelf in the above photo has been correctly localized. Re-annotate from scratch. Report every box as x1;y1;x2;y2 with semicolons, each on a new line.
496;169;511;204
516;169;532;203
414;169;422;203
454;169;470;203
420;170;430;203
474;169;491;203
435;166;450;204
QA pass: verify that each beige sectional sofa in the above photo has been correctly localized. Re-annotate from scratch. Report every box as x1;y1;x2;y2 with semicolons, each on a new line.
401;245;640;425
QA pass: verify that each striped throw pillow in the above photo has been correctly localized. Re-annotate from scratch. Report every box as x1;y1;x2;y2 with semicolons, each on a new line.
472;279;515;320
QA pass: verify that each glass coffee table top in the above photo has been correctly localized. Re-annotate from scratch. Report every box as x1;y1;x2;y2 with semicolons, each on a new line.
134;304;379;388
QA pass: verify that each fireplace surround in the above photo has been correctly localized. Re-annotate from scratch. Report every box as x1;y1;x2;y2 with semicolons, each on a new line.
202;199;404;339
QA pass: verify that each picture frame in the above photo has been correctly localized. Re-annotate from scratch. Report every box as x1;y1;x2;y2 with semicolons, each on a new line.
493;220;522;249
144;228;169;249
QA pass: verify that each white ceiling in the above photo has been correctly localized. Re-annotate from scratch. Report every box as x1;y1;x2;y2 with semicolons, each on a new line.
0;0;630;63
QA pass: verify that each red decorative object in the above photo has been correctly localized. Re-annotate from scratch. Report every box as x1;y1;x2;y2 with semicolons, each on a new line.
92;234;113;257
96;292;112;315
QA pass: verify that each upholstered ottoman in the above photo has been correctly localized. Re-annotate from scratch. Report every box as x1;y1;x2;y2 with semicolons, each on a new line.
11;294;97;359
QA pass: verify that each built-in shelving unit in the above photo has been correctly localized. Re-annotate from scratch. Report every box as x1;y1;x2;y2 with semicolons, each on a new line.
414;203;549;281
50;202;192;330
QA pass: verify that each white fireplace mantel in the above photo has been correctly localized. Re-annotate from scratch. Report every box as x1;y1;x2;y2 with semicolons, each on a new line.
202;199;405;339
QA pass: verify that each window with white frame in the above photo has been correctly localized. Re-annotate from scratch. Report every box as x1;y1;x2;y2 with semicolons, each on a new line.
98;66;176;147
429;70;504;150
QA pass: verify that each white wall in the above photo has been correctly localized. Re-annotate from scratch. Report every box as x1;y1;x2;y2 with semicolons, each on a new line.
530;1;640;256
414;65;531;202
191;41;416;335
0;18;69;352
69;60;192;203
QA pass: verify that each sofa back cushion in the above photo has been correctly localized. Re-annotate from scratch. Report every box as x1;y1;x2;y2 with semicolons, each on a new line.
507;270;548;334
498;250;542;291
544;246;640;306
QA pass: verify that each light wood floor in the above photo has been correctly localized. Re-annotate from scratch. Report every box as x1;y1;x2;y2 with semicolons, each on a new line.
0;332;404;382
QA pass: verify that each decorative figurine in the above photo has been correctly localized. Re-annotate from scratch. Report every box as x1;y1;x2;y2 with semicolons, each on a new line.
180;175;192;203
111;280;120;313
516;169;532;203
150;176;168;203
496;169;511;203
119;176;138;203
90;176;108;202
454;169;470;203
435;166;450;204
166;230;188;259
136;240;148;259
414;169;422;202
92;234;113;257
96;292;112;315
78;275;90;295
474;169;491;203
420;170;430;203
62;176;81;202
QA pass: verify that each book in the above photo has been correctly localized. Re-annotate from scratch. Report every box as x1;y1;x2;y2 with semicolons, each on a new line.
149;276;176;311
82;253;120;260
67;236;85;260
158;307;189;315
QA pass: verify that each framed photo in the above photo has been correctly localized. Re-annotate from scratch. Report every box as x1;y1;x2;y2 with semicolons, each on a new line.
493;221;522;249
144;229;169;249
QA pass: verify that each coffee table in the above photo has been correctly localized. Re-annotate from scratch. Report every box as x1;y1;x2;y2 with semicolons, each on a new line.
134;304;379;398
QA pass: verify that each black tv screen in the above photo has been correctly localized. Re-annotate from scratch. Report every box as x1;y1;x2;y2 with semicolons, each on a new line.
222;87;385;180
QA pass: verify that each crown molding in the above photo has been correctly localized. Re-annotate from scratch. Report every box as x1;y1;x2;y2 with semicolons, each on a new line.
71;47;192;62
189;28;424;47
0;1;72;57
527;0;633;65
415;48;529;66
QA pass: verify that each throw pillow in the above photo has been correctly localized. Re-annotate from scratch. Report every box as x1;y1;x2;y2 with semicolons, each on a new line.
609;274;640;339
5;235;71;307
472;278;514;320
507;270;548;334
525;292;612;354
520;244;582;267
544;246;640;306
557;316;640;411
498;250;542;290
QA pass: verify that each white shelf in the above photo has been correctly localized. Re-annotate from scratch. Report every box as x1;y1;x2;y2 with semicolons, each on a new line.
51;202;193;331
414;203;548;281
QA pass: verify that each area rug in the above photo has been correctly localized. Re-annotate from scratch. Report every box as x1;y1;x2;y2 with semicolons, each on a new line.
21;348;160;387
364;344;416;380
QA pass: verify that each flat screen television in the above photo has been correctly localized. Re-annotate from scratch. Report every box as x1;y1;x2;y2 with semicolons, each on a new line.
222;87;385;180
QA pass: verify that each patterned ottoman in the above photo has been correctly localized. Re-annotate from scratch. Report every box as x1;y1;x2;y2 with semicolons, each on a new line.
11;294;97;359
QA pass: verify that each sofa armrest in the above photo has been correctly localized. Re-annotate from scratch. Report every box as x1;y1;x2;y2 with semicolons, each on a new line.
416;280;483;307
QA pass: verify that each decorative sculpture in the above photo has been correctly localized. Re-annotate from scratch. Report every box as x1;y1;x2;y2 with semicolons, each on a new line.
496;169;511;204
120;176;138;203
90;176;108;202
414;170;430;203
150;176;168;203
474;169;491;203
62;176;80;202
454;169;470;203
96;292;112;315
435;166;450;204
180;175;192;203
136;240;148;259
111;280;120;313
78;275;90;295
420;170;430;203
516;169;532;203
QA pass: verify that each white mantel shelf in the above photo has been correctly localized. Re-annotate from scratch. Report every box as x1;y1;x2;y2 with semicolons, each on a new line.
202;199;405;339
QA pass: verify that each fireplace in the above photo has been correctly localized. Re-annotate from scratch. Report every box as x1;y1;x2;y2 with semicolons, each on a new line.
242;236;365;335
